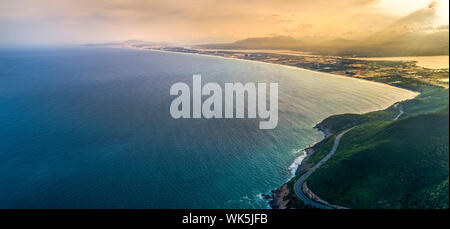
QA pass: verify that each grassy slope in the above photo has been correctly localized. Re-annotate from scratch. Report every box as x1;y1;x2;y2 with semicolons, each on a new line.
307;87;449;209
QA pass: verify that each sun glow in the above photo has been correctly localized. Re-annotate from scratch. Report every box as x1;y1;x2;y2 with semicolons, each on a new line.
377;0;449;25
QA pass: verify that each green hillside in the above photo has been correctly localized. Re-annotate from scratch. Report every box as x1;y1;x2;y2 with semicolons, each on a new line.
307;88;449;208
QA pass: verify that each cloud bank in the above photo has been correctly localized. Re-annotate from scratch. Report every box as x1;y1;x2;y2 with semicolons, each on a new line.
0;0;448;45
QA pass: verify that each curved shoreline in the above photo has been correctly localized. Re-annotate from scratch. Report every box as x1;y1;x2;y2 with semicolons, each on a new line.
282;101;406;209
294;127;355;209
138;47;422;94
125;46;421;209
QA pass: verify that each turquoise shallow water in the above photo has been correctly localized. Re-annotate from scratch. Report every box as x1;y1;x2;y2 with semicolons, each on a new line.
0;47;417;208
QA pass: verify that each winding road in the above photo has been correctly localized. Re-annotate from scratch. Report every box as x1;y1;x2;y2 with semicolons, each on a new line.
293;127;354;209
293;102;404;209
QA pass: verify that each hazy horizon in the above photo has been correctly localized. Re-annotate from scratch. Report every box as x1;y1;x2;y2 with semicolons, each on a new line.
0;0;449;46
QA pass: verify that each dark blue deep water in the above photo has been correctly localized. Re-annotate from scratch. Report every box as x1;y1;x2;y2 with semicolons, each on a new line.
0;47;416;208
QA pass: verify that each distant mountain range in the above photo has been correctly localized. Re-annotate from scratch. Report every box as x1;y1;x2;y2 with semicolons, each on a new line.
200;36;304;50
198;31;449;57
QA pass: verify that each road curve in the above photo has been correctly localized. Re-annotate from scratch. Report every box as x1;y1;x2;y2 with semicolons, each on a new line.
293;127;355;209
293;102;404;209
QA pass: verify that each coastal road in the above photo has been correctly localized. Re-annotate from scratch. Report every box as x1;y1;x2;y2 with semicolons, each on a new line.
293;127;355;209
293;102;404;209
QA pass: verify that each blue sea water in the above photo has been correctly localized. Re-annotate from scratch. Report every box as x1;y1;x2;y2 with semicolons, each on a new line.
0;47;417;208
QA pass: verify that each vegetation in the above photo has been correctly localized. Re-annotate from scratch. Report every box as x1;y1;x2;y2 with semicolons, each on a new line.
284;177;313;209
316;105;400;135
308;107;449;208
302;76;450;208
307;136;336;166
284;69;449;209
148;42;449;209
154;46;449;89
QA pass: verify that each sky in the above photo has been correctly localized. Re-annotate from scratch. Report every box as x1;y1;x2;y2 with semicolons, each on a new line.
0;0;448;45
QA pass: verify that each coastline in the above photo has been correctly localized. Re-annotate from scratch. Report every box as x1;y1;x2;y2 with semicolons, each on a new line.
164;48;424;209
139;47;424;93
124;45;424;209
265;124;330;209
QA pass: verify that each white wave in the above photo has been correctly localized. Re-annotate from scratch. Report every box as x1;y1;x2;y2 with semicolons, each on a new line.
288;150;307;178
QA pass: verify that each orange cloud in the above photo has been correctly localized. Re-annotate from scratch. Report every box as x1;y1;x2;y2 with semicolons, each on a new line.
0;0;447;45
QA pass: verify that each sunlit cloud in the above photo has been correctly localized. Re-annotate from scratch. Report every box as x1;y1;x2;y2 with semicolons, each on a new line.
0;0;448;45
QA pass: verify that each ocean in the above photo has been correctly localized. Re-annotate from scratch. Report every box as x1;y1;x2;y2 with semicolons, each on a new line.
0;47;417;208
